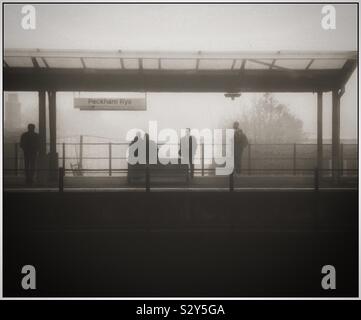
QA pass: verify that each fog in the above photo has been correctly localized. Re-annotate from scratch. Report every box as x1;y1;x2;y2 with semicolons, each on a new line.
4;4;358;142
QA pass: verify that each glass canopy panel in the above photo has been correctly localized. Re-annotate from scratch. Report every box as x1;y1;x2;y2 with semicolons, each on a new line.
274;59;310;69
123;59;139;69
245;59;274;70
45;58;83;68
161;59;197;70
84;58;121;69
143;59;159;69
198;59;233;70
309;59;347;69
5;57;33;67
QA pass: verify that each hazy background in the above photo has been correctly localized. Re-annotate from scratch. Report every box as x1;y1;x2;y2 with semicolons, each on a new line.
4;4;358;143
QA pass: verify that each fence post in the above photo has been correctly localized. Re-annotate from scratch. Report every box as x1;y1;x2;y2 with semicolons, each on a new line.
229;171;234;192
79;135;83;170
201;142;205;176
248;144;251;175
109;142;112;176
189;137;194;179
145;165;150;192
293;143;297;175
314;167;319;191
14;143;18;176
340;143;344;177
145;135;150;191
62;143;66;169
59;167;64;192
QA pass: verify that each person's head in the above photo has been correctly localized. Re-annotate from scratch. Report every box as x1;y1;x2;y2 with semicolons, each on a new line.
185;128;191;136
27;124;35;132
233;121;239;130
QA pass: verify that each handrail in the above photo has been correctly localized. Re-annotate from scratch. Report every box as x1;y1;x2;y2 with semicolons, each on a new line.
3;166;357;193
4;141;358;179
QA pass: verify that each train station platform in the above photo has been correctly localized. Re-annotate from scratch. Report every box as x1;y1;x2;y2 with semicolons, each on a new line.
3;173;358;192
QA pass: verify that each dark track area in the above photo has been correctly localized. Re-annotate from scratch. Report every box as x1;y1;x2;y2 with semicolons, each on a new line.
3;190;358;297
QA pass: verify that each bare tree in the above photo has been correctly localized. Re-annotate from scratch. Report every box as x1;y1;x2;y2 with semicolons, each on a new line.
225;93;305;144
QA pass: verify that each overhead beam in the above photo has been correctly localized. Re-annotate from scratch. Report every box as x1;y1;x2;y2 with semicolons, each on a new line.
240;59;246;71
41;57;49;68
5;49;357;60
196;59;200;71
339;86;345;97
306;59;314;70
4;68;342;92
270;59;276;69
338;59;357;88
80;57;86;69
31;57;40;68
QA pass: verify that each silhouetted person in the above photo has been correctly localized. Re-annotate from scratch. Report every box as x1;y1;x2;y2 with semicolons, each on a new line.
179;128;197;178
20;124;40;185
144;133;158;164
129;132;142;158
233;121;248;174
128;132;143;184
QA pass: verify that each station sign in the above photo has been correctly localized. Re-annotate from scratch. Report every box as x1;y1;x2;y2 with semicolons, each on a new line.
74;97;146;110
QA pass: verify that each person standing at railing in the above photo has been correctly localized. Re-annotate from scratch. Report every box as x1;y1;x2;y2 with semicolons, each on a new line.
179;128;197;178
233;121;248;175
20;123;40;185
129;131;142;158
144;133;158;164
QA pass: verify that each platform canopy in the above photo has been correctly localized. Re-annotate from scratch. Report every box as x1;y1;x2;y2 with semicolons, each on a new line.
4;49;357;92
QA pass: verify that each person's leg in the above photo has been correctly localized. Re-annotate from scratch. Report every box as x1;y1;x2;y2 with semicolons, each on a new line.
29;155;36;184
190;156;194;178
233;148;237;174
239;151;243;174
24;154;30;184
236;162;241;174
235;150;241;174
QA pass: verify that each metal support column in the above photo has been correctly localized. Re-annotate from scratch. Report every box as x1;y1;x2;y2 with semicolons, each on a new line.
48;90;58;179
79;135;83;170
317;92;323;177
48;90;57;155
14;143;18;176
38;90;46;155
109;142;112;176
332;89;341;180
293;143;297;175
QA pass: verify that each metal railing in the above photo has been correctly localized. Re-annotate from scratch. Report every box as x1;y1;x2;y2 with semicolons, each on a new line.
3;142;358;178
3;166;358;193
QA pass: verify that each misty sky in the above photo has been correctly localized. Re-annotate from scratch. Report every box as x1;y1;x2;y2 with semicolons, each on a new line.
4;3;358;141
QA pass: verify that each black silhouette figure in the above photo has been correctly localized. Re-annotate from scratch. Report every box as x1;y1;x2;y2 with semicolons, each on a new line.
129;132;142;158
144;133;158;164
233;121;248;174
20;124;40;185
179;128;197;178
